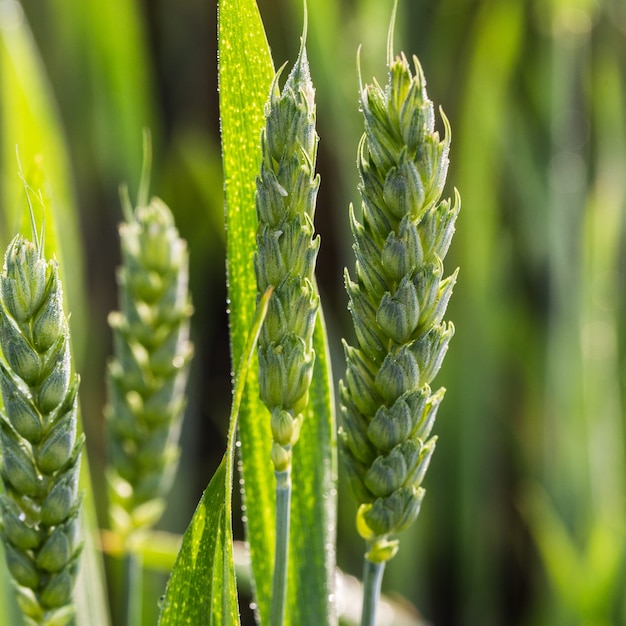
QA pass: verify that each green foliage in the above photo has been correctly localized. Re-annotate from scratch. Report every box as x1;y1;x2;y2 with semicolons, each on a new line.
219;2;337;624
217;1;276;621
157;458;237;626
158;286;271;626
1;1;625;625
0;0;86;357
46;0;155;185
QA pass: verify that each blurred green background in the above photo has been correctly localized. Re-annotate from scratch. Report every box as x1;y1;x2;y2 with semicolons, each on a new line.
1;0;625;624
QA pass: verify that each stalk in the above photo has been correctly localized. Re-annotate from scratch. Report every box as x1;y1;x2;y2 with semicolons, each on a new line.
125;551;143;626
254;7;320;620
270;468;291;626
360;556;386;626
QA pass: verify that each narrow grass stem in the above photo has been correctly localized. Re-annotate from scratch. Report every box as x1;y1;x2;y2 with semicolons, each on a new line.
360;556;386;626
271;467;292;626
126;550;143;626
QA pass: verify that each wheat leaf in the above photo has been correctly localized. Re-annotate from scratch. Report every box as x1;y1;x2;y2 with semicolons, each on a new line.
218;0;337;623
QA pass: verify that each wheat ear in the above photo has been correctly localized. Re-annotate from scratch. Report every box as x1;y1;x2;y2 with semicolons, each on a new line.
105;178;193;541
340;42;459;619
254;15;320;624
0;225;84;626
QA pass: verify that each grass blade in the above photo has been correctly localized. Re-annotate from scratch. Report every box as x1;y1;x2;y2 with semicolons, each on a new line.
288;308;337;625
443;2;524;621
157;457;232;625
47;0;155;185
218;1;337;623
218;0;275;622
158;288;272;626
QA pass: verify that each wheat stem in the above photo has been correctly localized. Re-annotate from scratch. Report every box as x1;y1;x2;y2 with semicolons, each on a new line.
270;468;291;626
360;556;386;626
125;550;143;626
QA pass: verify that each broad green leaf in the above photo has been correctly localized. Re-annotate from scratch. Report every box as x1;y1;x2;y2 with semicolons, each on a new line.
219;1;337;624
218;0;273;366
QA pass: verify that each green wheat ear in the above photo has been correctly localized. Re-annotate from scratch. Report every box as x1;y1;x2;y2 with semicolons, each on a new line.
254;17;321;624
254;32;320;472
0;214;84;625
105;164;193;541
340;48;460;563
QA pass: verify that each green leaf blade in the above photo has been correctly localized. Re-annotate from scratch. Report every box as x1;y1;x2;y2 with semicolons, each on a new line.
48;0;155;185
156;284;272;626
218;0;275;623
158;458;239;626
219;0;274;371
288;307;338;625
219;1;337;624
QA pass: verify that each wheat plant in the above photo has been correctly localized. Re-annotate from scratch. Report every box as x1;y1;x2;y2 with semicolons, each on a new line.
0;208;83;626
105;143;193;625
105;147;193;541
0;1;469;624
254;16;321;624
340;9;460;624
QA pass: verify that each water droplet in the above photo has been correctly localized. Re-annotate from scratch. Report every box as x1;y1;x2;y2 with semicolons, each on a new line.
235;440;241;448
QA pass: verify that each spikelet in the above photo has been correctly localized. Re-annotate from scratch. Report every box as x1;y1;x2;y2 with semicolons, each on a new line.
106;190;193;539
254;38;320;472
340;52;460;562
0;232;83;626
